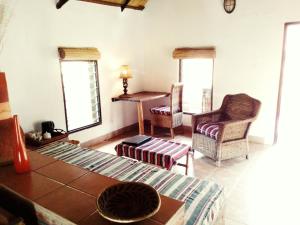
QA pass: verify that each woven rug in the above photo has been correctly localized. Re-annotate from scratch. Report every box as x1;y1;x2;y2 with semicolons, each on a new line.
37;142;224;225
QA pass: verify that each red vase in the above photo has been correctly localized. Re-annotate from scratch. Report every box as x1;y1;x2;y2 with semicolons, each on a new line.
13;115;31;173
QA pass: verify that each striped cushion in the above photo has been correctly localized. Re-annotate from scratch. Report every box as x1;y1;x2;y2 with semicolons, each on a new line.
195;122;220;140
150;106;171;116
116;138;190;170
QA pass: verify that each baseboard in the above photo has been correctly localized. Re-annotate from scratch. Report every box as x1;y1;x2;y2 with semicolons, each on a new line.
81;123;138;148
82;121;192;148
248;135;266;144
145;120;191;136
182;125;192;136
82;123;265;148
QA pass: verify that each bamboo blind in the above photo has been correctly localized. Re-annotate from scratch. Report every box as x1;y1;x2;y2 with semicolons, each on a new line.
173;47;216;59
58;47;100;60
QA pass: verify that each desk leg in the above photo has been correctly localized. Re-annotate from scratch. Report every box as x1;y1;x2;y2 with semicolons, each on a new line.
185;151;189;175
137;102;144;135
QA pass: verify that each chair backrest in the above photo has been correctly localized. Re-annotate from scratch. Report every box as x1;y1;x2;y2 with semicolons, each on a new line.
170;83;183;114
220;93;261;120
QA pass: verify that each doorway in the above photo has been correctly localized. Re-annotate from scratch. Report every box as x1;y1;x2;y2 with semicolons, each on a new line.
275;22;300;145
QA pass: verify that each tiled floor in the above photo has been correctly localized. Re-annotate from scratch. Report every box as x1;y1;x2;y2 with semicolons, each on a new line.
91;129;300;225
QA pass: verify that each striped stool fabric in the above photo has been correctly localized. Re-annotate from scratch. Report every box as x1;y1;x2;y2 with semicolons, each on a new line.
115;137;190;170
150;106;171;116
195;122;220;140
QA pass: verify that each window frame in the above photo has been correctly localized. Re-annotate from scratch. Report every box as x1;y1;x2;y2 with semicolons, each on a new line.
60;59;102;133
179;58;214;115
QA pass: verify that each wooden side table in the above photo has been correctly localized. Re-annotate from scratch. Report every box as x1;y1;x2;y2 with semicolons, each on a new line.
25;133;69;150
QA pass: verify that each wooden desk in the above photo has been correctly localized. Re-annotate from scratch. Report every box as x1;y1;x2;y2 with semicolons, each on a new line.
112;91;170;135
0;151;184;225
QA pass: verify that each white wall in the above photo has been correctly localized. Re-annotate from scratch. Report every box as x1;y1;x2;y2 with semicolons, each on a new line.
2;0;300;144
0;0;145;142
141;0;300;144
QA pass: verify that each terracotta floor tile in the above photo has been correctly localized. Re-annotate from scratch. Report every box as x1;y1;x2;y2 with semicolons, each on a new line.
0;165;18;185
36;186;96;223
1;170;62;200
36;160;88;184
69;172;119;197
150;195;184;224
27;150;57;170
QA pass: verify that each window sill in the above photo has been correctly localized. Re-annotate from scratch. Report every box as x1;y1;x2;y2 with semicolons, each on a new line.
183;112;197;115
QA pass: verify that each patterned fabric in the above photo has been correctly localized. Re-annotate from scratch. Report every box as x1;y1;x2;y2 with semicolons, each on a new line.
195;123;220;140
150;105;171;115
37;142;224;225
115;138;190;170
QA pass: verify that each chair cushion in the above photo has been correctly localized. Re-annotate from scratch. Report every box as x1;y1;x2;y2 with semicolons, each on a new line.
195;122;220;140
150;106;171;116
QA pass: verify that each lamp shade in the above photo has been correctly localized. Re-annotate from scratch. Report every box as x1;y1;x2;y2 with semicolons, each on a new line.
119;65;132;79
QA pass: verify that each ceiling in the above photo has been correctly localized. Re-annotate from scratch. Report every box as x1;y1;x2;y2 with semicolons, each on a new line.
56;0;149;11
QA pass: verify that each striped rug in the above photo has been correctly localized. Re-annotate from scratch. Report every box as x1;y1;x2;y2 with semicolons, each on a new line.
37;142;224;225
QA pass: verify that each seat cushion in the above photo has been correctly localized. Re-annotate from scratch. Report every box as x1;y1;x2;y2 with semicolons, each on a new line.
150;106;171;116
195;122;220;140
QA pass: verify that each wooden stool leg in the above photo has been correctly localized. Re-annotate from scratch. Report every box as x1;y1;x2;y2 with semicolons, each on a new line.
151;124;154;136
185;151;189;175
170;128;174;139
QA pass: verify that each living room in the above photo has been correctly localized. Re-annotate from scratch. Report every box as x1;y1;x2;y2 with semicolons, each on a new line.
1;0;300;225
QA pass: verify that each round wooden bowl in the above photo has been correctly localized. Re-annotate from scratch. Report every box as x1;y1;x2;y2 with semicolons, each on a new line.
96;182;161;223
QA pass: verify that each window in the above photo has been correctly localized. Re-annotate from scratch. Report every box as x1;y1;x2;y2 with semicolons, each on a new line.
59;47;102;133
173;48;215;114
180;58;213;113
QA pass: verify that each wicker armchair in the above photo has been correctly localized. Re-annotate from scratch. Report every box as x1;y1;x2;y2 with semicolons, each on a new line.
192;93;261;166
150;83;183;139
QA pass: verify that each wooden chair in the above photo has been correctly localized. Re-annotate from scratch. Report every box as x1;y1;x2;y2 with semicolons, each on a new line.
191;93;261;166
150;83;183;139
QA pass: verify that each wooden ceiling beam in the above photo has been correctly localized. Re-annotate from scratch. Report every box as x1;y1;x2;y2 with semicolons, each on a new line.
56;0;70;9
79;0;145;10
121;0;131;11
56;0;145;11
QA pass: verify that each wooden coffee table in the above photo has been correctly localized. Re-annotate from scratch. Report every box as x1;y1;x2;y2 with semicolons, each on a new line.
0;151;184;225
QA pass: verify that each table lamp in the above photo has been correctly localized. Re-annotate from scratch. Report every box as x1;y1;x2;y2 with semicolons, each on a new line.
119;65;132;97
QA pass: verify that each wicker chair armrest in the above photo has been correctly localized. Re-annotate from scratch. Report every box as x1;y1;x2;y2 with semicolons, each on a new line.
192;110;222;132
217;119;253;142
192;110;221;119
